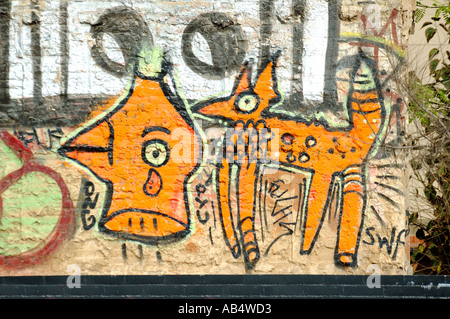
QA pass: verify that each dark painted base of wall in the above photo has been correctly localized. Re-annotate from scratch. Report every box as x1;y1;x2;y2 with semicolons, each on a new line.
0;275;448;299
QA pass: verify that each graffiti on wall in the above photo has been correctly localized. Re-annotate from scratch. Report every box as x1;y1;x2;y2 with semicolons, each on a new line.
192;48;388;268
0;131;75;268
59;53;202;245
0;0;409;272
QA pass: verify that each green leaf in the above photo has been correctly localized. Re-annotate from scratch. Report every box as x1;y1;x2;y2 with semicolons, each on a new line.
440;23;449;32
408;212;419;224
443;78;450;90
439;165;448;177
429;48;439;60
421;21;432;29
411;160;422;170
430;59;440;74
425;27;437;42
415;8;426;23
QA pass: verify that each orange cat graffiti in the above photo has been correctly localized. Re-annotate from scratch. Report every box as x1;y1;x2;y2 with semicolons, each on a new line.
59;62;201;245
195;51;387;268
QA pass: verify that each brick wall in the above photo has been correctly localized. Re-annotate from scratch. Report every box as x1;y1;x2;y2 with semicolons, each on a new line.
0;0;417;278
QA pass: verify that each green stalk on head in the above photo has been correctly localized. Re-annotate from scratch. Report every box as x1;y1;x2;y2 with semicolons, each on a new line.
136;41;164;78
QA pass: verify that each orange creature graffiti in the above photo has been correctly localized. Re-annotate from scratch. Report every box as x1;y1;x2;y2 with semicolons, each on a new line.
59;61;201;245
194;50;387;268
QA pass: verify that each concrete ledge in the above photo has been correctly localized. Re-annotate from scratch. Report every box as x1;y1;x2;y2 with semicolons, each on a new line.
0;275;448;299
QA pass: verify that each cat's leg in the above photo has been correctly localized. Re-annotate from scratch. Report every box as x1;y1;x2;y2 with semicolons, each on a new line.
216;121;265;269
216;157;241;258
335;165;366;267
300;172;334;254
234;121;262;270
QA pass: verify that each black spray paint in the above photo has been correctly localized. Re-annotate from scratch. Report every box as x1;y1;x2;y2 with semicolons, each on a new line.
0;0;11;106
182;12;248;79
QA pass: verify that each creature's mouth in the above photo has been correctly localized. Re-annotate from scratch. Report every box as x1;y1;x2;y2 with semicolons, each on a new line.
100;209;189;244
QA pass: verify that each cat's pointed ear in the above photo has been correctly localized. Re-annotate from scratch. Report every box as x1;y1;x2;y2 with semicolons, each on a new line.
254;55;280;100
234;63;253;94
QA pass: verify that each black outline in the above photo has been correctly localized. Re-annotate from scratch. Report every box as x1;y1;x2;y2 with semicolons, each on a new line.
141;126;171;137
281;133;295;145
305;135;317;148
298;152;310;163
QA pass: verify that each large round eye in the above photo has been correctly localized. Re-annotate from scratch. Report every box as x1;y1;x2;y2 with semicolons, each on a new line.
142;139;170;167
235;92;259;114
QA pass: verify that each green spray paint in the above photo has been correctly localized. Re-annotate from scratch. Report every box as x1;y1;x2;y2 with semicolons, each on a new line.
0;171;62;256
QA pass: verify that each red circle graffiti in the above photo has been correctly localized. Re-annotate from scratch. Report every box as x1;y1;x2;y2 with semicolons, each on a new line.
0;132;75;269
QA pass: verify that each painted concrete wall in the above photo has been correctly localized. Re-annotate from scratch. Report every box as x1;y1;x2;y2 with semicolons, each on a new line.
0;0;415;275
